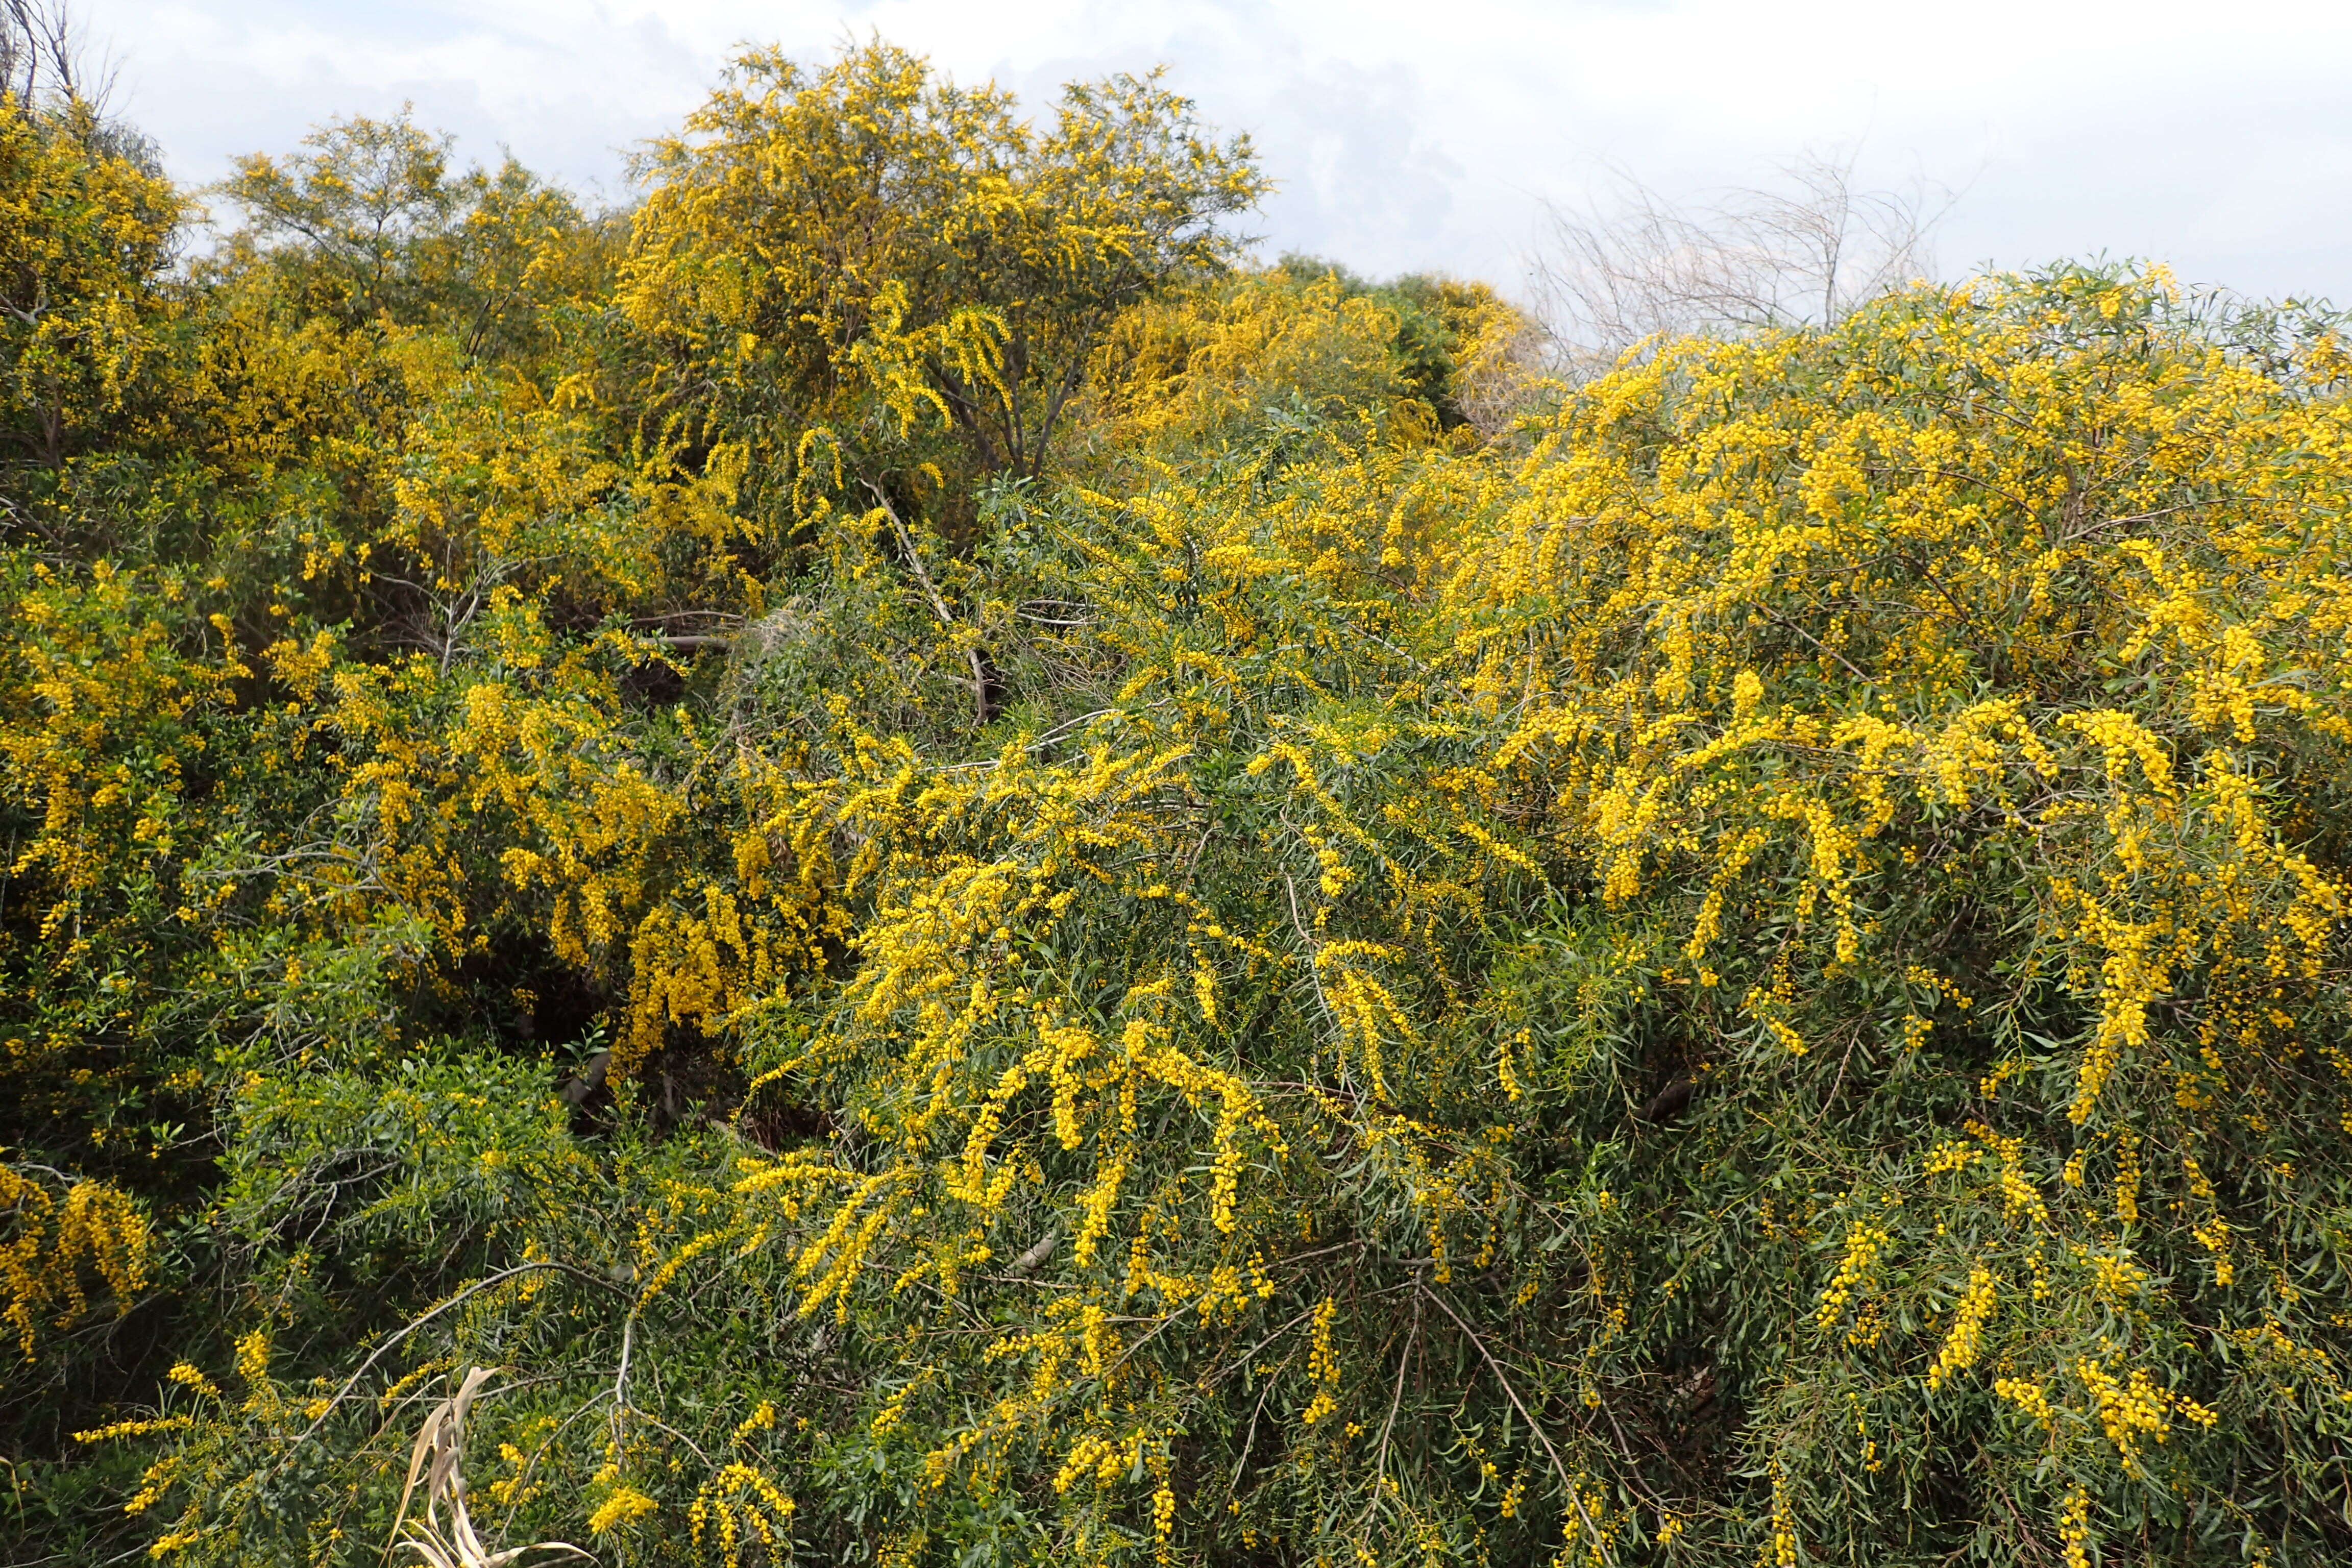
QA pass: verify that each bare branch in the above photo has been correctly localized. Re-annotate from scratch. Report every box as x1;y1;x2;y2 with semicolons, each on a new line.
1416;1282;1604;1551
1531;146;1956;381
2;1;125;115
863;480;993;727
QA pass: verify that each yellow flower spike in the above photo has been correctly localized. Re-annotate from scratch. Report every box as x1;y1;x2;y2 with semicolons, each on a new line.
1926;1266;1998;1390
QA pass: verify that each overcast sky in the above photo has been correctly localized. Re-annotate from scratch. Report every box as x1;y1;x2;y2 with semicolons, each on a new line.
68;0;2352;306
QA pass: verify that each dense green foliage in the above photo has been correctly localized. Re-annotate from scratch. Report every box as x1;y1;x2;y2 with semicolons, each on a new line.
8;28;2352;1568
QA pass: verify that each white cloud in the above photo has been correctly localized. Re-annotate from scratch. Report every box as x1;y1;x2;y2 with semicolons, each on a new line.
75;0;2352;302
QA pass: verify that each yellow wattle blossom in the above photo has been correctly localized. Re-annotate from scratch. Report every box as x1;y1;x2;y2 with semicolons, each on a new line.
0;1165;150;1359
1925;1266;1998;1390
588;1484;659;1534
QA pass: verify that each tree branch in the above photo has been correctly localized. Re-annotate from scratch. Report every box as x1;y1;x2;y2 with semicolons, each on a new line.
864;479;991;726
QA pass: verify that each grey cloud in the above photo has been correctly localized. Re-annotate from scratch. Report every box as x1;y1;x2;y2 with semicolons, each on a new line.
71;0;2352;305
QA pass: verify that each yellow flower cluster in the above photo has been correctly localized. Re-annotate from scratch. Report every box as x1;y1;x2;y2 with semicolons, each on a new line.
2058;1483;2092;1568
2072;1357;2218;1471
1925;1266;1998;1390
0;1164;149;1358
1815;1221;1892;1336
587;1483;658;1535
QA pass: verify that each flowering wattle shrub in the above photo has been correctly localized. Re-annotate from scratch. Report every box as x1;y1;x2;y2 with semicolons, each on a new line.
7;31;2352;1568
611;267;2352;1567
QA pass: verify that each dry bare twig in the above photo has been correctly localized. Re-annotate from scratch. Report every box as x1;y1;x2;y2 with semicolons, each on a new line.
1532;147;1955;381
